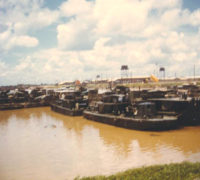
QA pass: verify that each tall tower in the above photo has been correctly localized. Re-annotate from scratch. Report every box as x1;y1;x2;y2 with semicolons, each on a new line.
121;65;129;78
159;67;165;79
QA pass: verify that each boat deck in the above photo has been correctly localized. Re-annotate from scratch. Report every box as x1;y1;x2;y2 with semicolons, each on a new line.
83;110;179;131
50;103;83;116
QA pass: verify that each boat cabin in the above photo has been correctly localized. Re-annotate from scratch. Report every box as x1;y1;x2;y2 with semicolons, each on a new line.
134;102;157;118
114;85;130;95
102;94;128;103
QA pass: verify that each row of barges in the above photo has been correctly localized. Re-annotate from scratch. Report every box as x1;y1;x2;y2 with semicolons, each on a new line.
1;84;200;131
0;87;54;110
50;85;200;131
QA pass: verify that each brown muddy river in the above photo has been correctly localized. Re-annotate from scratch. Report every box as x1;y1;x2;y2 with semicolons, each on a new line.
0;107;200;180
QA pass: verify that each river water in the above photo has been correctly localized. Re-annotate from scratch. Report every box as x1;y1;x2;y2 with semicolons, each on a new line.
0;107;200;180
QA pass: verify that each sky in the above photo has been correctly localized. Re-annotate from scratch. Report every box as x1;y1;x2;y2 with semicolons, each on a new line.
0;0;200;85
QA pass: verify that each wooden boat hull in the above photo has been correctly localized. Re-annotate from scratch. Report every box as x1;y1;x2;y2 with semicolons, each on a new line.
150;98;200;126
0;102;48;110
83;110;179;131
50;103;83;116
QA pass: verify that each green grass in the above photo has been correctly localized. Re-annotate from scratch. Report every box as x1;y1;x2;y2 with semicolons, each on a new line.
75;162;200;180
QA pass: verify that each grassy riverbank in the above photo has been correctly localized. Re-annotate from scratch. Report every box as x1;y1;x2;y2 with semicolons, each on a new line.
75;162;200;180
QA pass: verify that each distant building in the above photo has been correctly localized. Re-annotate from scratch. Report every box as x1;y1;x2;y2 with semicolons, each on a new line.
58;81;74;86
114;77;150;84
95;79;109;84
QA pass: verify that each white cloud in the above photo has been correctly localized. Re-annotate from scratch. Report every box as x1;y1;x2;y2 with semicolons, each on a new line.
0;61;8;77
1;27;200;85
9;9;59;34
15;56;33;71
1;0;200;85
151;0;181;9
190;10;200;26
57;17;96;50
57;0;200;45
0;0;56;34
0;31;10;43
60;0;93;17
94;0;150;36
9;35;38;48
0;32;38;50
56;0;185;50
0;0;58;50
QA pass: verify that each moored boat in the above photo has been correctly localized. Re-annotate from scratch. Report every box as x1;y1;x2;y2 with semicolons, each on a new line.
83;110;179;131
149;97;200;126
50;103;83;116
84;91;179;131
50;89;88;116
0;88;51;110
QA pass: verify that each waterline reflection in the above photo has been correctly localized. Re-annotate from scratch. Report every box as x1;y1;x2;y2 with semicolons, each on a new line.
0;107;200;180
